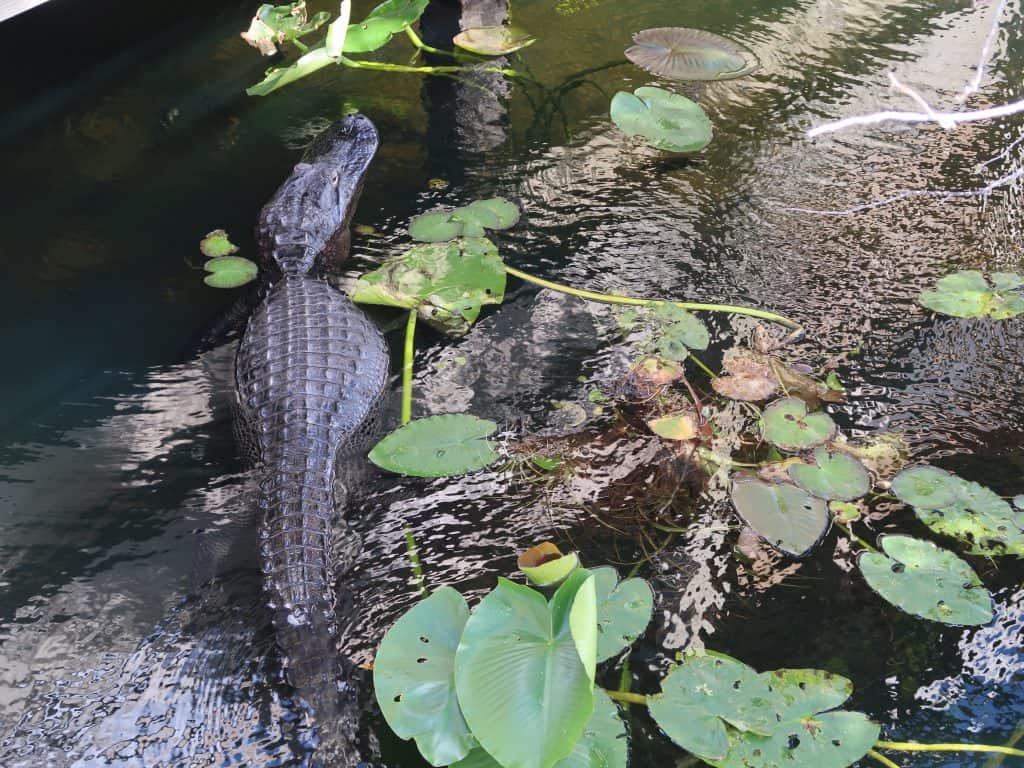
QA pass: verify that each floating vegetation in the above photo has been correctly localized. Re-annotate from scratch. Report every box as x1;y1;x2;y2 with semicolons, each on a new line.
761;397;837;452
730;476;830;557
453;26;537;56
858;535;993;625
918;270;1024;319
591;566;653;661
197;230;259;288
788;447;871;501
624;27;759;81
241;1;330;56
199;229;239;258
646;411;698;440
712;352;779;401
368;414;498;477
518;542;580;587
609;86;713;153
409;198;521;242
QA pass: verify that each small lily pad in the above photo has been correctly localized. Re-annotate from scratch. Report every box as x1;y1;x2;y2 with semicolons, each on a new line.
647;412;698;441
918;270;1024;319
203;256;259;288
712;352;779;401
518;542;580;587
454;25;537;56
788;447;871;501
591;566;653;662
351;237;506;336
369;414;498;477
858;535;993;625
610;86;713;153
409;198;520;242
199;229;239;258
373;587;474;765
762;397;836;453
730;476;830;557
625;27;759;81
830;500;863;524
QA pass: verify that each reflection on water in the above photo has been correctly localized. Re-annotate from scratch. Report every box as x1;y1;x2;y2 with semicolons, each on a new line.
2;0;1024;764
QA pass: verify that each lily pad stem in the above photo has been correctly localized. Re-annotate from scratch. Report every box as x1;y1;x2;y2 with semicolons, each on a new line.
402;309;417;425
834;520;878;553
403;524;428;596
403;25;451;56
339;55;520;78
603;689;648;706
867;749;902;768
875;741;1024;758
688;351;718;379
697;448;762;469
502;265;804;335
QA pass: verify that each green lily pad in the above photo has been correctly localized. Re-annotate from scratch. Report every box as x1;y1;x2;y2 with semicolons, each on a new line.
518;542;580;587
610;86;713;153
351;237;506;336
858;535;993;626
591;567;653;662
452;690;627;768
373;587;474;766
454;571;596;768
647;412;698;440
454;25;537;56
730;476;830;557
241;2;331;55
651;653;878;768
368;414;498;477
788;447;871;501
199;229;239;258
338;0;429;53
893;466;1024;556
203;256;259;288
409;198;520;242
649;651;776;761
762;397;836;453
652;304;710;357
830;500;863;524
625;27;759;82
918;270;1024;319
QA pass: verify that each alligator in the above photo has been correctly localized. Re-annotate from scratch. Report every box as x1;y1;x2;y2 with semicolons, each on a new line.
234;114;388;740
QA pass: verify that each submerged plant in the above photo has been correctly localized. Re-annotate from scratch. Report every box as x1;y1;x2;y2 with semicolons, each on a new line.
624;27;759;82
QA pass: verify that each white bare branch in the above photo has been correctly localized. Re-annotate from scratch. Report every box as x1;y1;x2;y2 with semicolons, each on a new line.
959;0;1008;102
807;98;1024;138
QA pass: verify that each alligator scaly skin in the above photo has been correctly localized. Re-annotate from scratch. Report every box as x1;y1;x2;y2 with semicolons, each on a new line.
234;116;387;697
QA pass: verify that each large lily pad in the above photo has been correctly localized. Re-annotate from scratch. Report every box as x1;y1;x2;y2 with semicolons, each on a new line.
610;86;713;153
651;653;877;768
730;476;830;557
591;567;653;662
454;571;597;768
454;26;537;56
203;256;259;288
892;466;1024;556
858;535;993;625
625;27;759;81
409;198;520;242
918;270;1024;319
789;447;871;502
369;414;498;477
373;587;474;766
762;397;836;453
351;237;506;336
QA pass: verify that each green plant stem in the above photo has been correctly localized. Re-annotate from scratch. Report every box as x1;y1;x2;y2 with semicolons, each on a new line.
834;519;878;553
688;351;718;379
402;309;417;425
603;689;648;706
502;265;803;334
404;25;450;56
697;447;762;469
403;524;428;596
867;749;902;768
340;55;520;78
876;741;1024;758
618;658;632;693
984;720;1024;767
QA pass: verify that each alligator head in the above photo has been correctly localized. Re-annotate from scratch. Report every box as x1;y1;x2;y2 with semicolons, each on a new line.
256;114;380;276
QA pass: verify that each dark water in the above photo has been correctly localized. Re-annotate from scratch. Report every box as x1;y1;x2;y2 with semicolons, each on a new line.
2;0;1024;765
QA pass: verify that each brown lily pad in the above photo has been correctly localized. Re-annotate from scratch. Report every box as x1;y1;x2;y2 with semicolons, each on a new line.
712;352;778;402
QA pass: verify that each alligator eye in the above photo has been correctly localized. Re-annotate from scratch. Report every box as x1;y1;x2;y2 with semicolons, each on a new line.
330;171;340;185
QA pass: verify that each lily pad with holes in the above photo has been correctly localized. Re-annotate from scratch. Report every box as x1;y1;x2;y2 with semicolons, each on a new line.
647;412;698;441
762;397;836;453
350;237;506;336
625;27;759;81
369;414;498;477
373;587;474;766
454;26;537;56
651;652;878;768
918;270;1024;319
203;256;259;288
859;535;993;625
518;542;580;587
789;447;871;502
730;477;830;557
454;571;597;768
591;566;653;662
199;229;239;258
610;86;713;153
712;352;778;401
409;198;520;242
